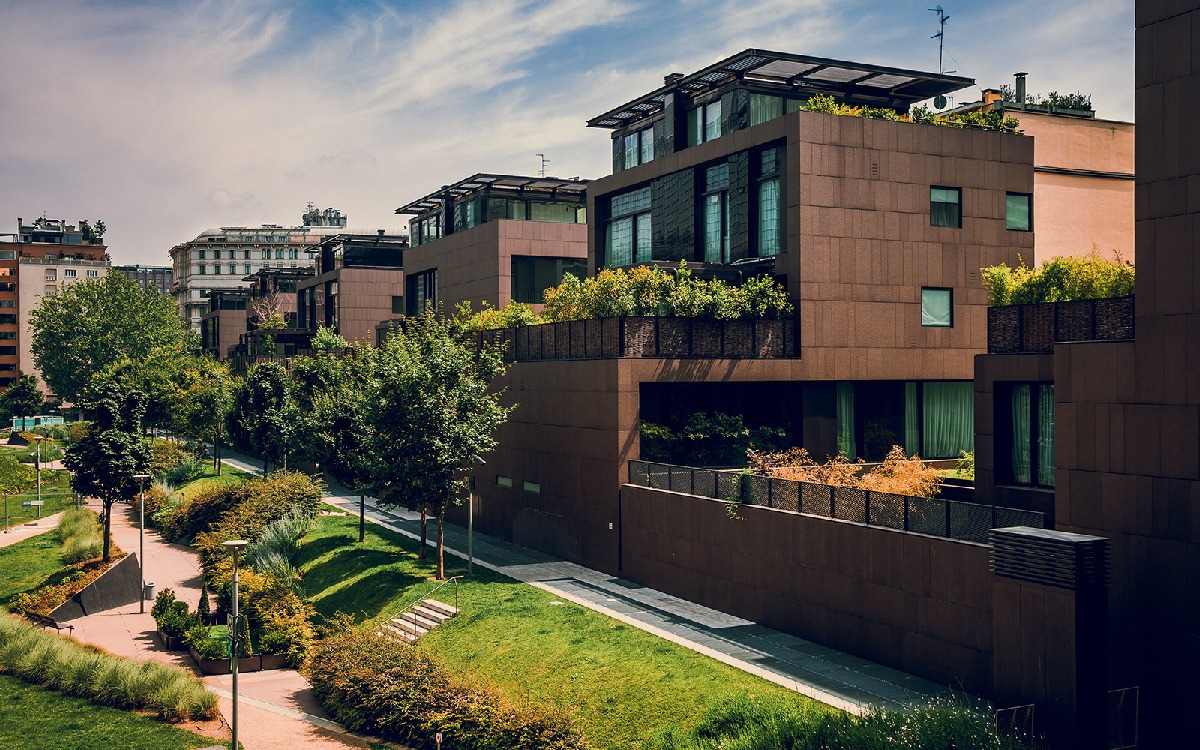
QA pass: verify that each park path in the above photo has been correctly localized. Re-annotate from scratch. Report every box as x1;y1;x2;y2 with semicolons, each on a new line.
0;510;66;548
59;497;389;750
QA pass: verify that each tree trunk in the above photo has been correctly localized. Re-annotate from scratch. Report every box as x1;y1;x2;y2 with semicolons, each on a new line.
101;499;112;562
437;511;445;580
359;493;366;543
418;505;428;560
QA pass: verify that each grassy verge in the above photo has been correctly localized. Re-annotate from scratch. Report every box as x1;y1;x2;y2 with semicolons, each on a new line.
1;469;74;531
172;461;253;504
299;514;818;749
0;531;64;607
0;674;216;750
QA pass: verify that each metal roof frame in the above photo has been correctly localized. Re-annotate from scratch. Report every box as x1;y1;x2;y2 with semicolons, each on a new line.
586;49;974;129
395;173;589;215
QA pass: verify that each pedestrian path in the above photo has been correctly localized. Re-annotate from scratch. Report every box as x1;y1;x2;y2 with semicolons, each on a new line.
220;449;956;714
0;511;66;548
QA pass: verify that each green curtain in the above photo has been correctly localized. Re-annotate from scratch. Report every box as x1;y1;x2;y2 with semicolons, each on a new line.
922;381;974;459
836;382;856;459
758;178;781;257
1011;385;1032;484
1037;384;1055;486
904;382;920;456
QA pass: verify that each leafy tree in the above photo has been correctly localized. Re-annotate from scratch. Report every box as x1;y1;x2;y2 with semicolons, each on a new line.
310;325;348;351
94;347;188;435
63;382;153;561
175;356;233;473
292;346;376;541
229;362;297;475
0;371;44;425
366;310;513;578
29;273;184;402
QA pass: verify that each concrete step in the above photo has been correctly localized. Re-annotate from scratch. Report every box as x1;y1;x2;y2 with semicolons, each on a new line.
401;610;440;631
423;598;459;618
388;618;428;638
412;604;452;623
379;623;417;643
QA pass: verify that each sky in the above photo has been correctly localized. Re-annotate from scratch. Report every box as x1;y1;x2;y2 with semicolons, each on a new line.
0;0;1134;266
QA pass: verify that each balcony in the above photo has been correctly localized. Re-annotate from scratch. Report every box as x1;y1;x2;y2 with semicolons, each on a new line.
986;296;1134;354
466;316;799;361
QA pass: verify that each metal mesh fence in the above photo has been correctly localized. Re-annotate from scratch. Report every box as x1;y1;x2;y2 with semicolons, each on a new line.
625;461;1044;543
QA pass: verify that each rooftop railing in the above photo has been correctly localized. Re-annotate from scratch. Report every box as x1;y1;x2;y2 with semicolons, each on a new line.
987;296;1134;354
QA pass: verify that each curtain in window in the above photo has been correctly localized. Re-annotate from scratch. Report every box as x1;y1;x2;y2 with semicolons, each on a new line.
1006;193;1031;231
930;188;961;227
704;194;723;263
1011;385;1032;484
921;288;952;326
758;178;780;256
836;382;857;459
750;94;783;126
607;218;633;268
1037;384;1055;486
922;381;973;459
904;382;920;456
635;213;653;263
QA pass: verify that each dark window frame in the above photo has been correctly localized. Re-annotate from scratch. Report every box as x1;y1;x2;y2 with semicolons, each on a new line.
997;382;1055;488
1006;192;1033;231
930;186;962;228
920;287;954;328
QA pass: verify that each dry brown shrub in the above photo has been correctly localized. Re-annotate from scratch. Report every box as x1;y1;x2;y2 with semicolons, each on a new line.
748;444;940;498
857;446;942;498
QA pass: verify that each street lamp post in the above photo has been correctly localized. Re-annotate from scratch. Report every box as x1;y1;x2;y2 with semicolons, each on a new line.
224;539;249;750
31;436;45;509
133;473;151;614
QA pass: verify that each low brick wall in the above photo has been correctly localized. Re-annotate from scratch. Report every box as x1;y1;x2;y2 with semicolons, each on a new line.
620;485;995;695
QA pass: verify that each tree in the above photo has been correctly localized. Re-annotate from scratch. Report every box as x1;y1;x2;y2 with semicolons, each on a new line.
0;371;44;425
29;273;184;402
94;347;188;435
229;362;297;475
366;310;513;578
63;382;153;562
175;356;233;473
292;346;376;541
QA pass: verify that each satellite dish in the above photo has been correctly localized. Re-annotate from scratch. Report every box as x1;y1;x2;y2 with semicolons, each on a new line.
933;95;947;109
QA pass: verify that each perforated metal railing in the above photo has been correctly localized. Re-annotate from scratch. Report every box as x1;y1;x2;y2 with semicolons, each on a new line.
628;461;1045;543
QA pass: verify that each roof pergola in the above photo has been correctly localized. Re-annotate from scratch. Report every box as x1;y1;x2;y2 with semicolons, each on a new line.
395;173;589;215
587;49;974;129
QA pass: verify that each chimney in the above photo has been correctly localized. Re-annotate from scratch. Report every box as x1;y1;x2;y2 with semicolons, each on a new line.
664;73;684;86
1014;72;1028;108
982;88;1003;107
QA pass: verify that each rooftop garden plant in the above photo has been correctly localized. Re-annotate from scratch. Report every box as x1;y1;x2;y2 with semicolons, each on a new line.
747;444;944;498
453;263;793;332
1000;84;1093;111
982;249;1134;306
803;94;1021;134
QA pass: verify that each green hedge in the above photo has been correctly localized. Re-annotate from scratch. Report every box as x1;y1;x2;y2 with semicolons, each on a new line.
309;625;587;750
982;252;1134;306
0;614;217;721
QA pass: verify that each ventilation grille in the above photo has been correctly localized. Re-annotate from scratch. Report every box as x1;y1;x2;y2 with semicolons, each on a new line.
990;526;1111;589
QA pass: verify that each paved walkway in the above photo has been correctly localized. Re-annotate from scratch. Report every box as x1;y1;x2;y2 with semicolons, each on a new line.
0;510;66;548
219;451;955;715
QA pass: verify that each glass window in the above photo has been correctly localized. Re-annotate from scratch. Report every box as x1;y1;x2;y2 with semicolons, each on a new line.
640;128;654;164
244;249;251;259
750;94;783;126
391;295;404;315
228;264;236;275
405;269;437;315
606;217;633;268
922;382;974;459
758;178;781;256
921;288;952;327
198;248;206;260
688;107;702;147
198;265;207;275
64;269;76;278
607;187;651;267
625;133;639;169
512;257;589;304
86;270;98;278
261;249;269;259
704;99;722;141
1006;192;1032;231
530;202;583;223
275;249;285;259
508;201;527;220
635;213;653;263
1007;384;1054;487
611;187;651;218
703;164;730;263
930;187;962;228
289;249;299;259
0;250;14;260
245;264;251;274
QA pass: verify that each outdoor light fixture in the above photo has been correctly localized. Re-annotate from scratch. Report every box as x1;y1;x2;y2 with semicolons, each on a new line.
133;473;151;613
224;539;250;750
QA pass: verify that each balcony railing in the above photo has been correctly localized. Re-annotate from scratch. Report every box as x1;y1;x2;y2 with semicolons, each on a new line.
627;460;1045;544
987;296;1134;354
466;316;799;361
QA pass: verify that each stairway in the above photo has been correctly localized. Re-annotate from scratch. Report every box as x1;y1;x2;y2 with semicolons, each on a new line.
379;598;458;643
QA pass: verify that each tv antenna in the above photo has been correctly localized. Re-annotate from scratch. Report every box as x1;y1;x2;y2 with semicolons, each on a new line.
536;153;548;178
929;5;951;74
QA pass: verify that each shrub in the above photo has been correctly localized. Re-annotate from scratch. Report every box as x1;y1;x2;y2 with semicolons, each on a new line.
748;445;943;498
309;625;587;749
57;508;104;564
184;624;226;660
0;613;217;721
151;440;190;477
858;446;943;498
641;412;790;467
982;250;1134;306
67;422;89;444
162;455;204;487
806;94;1021;133
453;300;545;332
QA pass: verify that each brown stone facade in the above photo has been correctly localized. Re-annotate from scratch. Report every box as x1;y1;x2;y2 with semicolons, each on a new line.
401;219;587;313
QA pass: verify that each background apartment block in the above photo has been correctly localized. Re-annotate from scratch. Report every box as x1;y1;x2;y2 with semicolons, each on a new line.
112;263;172;296
298;232;408;345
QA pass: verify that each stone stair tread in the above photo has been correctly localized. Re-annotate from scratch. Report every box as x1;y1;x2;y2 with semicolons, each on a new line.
401;611;440;630
423;598;459;616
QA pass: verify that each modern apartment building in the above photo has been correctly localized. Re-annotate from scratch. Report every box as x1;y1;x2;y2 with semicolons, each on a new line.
297;233;408;345
395;174;589;316
112;264;173;296
198;289;248;358
952;74;1135;262
451;51;1031;574
0;218;108;391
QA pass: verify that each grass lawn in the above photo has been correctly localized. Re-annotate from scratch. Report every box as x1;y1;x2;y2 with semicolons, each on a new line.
0;675;215;750
173;462;253;503
299;514;824;749
0;530;64;607
2;470;76;531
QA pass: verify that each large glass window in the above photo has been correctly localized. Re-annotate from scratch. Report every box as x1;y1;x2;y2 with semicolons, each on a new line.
405;269;437;315
688;100;724;146
750;94;784;126
1006;192;1032;231
757;148;782;257
511;257;589;304
619;126;655;170
530;202;585;223
921;287;953;327
702;164;730;263
1007;384;1055;487
922;382;974;459
606;187;652;267
930;186;962;228
624;133;639;170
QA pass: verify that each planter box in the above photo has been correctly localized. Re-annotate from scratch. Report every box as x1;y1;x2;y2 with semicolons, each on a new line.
690;319;722;357
754;319;785;357
189;648;261;676
259;653;288;671
623;317;657;357
156;629;187;652
722;320;754;357
657;318;689;357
